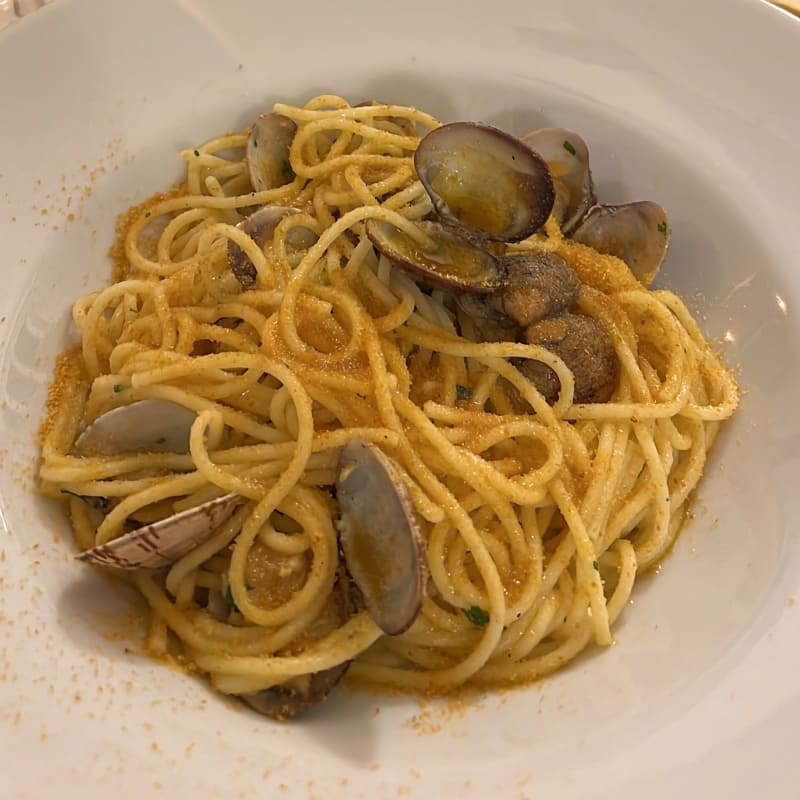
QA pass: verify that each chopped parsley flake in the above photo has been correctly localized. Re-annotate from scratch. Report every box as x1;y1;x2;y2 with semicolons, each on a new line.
657;221;669;235
456;384;472;401
593;560;600;571
225;583;253;612
225;584;239;612
563;140;577;156
112;383;124;393
464;606;490;627
193;149;200;157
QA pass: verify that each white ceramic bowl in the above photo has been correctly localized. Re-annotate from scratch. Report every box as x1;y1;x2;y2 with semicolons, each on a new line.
1;1;799;797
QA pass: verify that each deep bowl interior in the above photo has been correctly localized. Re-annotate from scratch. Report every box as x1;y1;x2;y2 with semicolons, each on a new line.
1;1;799;798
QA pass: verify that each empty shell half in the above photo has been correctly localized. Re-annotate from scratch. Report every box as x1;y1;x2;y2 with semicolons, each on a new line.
572;201;670;285
335;439;427;636
76;493;240;570
520;128;595;234
228;205;292;288
246;112;297;192
365;218;502;293
73;399;197;456
414;122;555;242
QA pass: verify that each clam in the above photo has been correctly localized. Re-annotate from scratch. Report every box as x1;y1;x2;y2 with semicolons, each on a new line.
73;399;197;456
76;493;240;570
335;438;427;636
229;205;319;288
228;205;292;288
365;218;502;293
246;112;297;192
521;128;595;234
572;201;670;285
72;398;242;570
521;313;619;404
495;251;581;328
241;662;350;721
454;250;580;341
414;122;555;241
240;568;358;720
455;292;521;343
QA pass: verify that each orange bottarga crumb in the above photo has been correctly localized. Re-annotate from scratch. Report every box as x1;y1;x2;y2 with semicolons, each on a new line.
109;183;188;282
37;346;85;447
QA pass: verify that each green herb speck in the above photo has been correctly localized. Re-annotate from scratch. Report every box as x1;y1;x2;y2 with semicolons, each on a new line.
225;584;238;612
225;583;252;612
456;384;472;401
465;606;490;627
193;149;200;157
112;383;124;393
593;560;600;571
657;221;669;235
563;140;577;156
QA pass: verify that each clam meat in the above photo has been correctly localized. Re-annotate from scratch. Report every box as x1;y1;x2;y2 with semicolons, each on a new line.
520;313;619;404
454;250;581;342
492;250;581;328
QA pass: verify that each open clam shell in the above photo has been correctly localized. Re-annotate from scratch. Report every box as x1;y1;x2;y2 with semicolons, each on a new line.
73;399;197;456
228;205;292;288
521;128;595;234
246;112;297;192
365;218;501;293
572;201;670;285
76;493;240;570
414;122;555;242
335;438;427;636
229;205;319;288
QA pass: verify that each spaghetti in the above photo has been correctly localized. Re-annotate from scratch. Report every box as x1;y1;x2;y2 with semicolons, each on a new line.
38;95;739;706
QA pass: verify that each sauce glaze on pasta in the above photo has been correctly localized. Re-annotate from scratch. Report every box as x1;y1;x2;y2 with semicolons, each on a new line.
38;95;739;700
